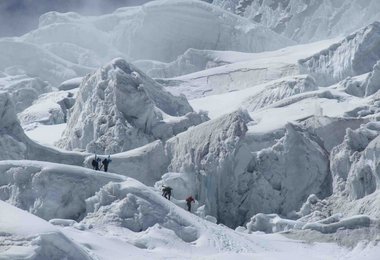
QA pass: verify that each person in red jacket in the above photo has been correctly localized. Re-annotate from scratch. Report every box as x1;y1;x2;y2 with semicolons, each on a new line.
186;196;195;212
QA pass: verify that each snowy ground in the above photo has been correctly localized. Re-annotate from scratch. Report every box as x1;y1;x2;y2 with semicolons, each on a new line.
24;123;66;146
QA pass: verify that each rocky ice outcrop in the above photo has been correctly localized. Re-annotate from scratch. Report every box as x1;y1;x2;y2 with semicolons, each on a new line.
0;160;124;221
0;201;93;260
299;22;380;86
58;58;208;154
214;0;380;43
242;75;318;111
0;73;52;112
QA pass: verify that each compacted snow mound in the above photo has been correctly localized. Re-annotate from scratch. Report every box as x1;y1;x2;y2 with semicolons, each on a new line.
0;160;124;221
0;201;94;260
299;22;380;86
83;178;199;242
58;58;208;154
0;74;52;113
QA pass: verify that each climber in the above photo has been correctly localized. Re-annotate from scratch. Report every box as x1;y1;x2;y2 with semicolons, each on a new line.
91;155;99;170
162;186;173;200
186;196;195;212
101;155;112;172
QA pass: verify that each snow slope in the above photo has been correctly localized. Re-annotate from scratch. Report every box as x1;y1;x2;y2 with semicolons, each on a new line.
0;201;93;260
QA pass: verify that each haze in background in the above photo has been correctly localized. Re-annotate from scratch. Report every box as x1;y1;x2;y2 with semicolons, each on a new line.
0;0;151;37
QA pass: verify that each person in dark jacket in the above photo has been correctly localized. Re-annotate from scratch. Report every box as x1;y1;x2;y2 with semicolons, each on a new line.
162;186;173;200
186;196;195;212
101;155;112;172
91;155;99;170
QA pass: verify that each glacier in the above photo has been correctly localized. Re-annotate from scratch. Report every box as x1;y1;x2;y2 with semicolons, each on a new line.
1;0;380;259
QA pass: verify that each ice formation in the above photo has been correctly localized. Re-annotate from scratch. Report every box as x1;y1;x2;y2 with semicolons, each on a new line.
18;90;76;127
1;0;380;258
299;22;380;86
58;58;208;154
0;74;51;112
0;91;85;164
0;160;124;220
214;0;380;43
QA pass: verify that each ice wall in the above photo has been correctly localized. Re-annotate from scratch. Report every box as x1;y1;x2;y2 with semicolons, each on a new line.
164;110;332;227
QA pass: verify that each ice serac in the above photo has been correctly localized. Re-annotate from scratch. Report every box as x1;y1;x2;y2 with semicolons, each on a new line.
58;58;208;154
0;74;52;112
0;39;92;86
299;22;380;86
214;0;380;43
0;160;124;221
164;109;331;227
25;0;294;65
165;110;250;226
110;0;294;62
0;91;85;164
18;90;76;127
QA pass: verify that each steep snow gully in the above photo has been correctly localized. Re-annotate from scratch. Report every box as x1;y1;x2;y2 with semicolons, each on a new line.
2;0;380;259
